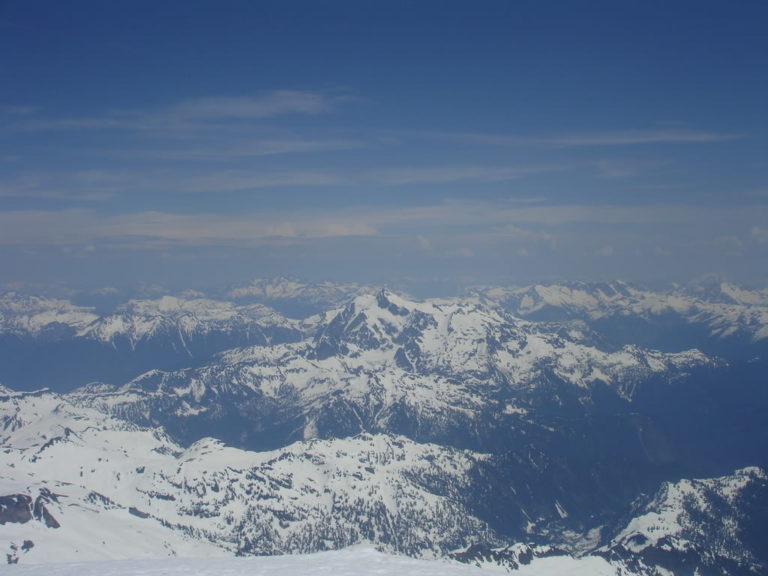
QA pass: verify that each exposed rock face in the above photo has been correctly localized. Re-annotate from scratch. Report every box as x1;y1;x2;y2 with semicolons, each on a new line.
0;495;33;525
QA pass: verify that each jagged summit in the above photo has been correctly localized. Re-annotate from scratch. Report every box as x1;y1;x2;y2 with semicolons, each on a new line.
312;289;430;359
313;288;511;359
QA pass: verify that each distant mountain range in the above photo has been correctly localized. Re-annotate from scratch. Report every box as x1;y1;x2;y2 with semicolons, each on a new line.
471;280;768;357
1;279;767;573
0;291;307;391
2;278;766;391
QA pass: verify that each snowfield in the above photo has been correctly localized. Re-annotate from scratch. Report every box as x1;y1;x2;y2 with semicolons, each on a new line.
3;546;617;576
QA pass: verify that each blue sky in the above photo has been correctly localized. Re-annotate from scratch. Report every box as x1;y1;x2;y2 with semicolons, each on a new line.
1;0;767;294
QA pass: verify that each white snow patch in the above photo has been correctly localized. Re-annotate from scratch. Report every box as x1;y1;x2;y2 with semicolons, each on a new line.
0;547;509;575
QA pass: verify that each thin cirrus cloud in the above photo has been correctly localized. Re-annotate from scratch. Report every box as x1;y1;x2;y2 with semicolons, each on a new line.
374;164;567;185
0;172;121;201
0;169;347;200
0;164;557;201
531;129;740;146
0;201;764;250
134;138;365;160
108;212;378;242
431;129;740;148
0;183;113;201
168;171;348;193
9;96;738;151
0;209;379;245
168;91;332;120
341;200;768;232
9;90;339;133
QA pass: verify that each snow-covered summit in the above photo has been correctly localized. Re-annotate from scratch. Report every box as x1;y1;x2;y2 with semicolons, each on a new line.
0;292;98;338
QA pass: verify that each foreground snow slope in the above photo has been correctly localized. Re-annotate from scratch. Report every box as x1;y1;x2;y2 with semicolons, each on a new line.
0;387;497;563
4;546;616;576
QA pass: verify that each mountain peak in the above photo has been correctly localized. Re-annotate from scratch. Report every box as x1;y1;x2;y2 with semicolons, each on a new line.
375;288;411;316
312;291;417;359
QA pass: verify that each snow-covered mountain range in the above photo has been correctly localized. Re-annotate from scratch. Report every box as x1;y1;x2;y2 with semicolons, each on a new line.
0;292;306;347
5;279;767;351
0;293;99;338
1;279;767;574
79;296;303;349
0;293;305;391
2;278;765;391
67;290;713;450
471;280;768;355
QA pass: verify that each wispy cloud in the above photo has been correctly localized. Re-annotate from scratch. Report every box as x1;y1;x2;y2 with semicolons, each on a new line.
374;164;566;185
11;90;340;133
165;171;347;193
0;209;378;245
134;138;364;160
1;162;562;201
0;105;40;116
0;169;346;200
108;212;377;241
0;172;118;201
533;129;740;147
169;92;331;120
432;129;740;148
1;201;765;279
340;199;768;232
